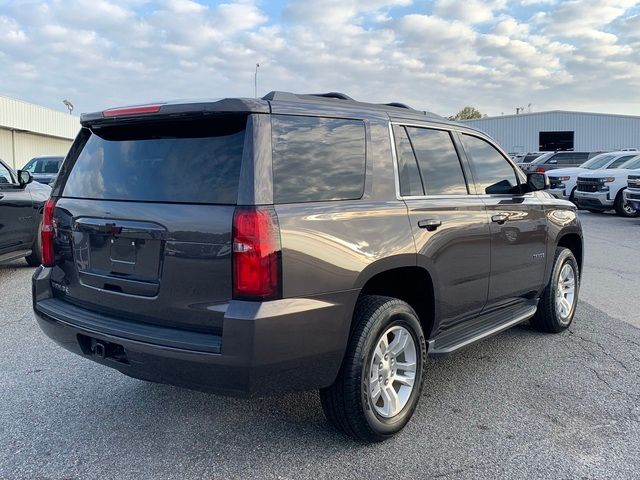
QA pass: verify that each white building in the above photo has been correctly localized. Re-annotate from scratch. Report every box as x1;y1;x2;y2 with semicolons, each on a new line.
462;110;640;154
0;96;80;169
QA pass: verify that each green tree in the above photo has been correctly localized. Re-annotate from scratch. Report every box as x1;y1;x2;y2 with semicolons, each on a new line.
449;106;484;121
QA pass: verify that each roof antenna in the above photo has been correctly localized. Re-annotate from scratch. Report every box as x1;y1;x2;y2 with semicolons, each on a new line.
254;63;260;98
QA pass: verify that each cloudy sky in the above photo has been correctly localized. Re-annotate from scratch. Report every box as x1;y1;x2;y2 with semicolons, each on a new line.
1;0;639;117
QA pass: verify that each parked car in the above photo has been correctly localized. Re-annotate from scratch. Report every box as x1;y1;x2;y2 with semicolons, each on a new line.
575;155;640;217
22;156;64;185
548;151;640;203
32;92;583;442
0;158;51;265
520;151;604;174
623;174;640;211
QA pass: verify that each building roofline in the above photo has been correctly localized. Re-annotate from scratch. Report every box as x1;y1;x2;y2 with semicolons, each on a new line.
461;110;640;122
0;95;77;117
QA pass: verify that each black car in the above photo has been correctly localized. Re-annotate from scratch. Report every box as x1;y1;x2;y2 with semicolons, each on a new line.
32;92;583;442
0;158;50;265
22;156;64;185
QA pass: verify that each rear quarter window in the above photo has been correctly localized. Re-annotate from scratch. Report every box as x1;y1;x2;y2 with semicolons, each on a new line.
271;115;366;203
62;117;246;204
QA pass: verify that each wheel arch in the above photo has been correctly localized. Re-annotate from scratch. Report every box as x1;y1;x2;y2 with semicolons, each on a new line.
557;232;583;276
354;258;437;341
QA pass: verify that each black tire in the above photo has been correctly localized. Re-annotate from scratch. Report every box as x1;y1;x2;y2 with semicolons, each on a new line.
530;247;579;333
569;187;577;205
25;225;42;267
614;190;638;217
319;295;426;442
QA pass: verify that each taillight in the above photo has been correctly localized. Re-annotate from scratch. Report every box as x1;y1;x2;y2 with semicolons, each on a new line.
103;104;162;117
41;199;56;267
535;167;546;173
232;207;281;300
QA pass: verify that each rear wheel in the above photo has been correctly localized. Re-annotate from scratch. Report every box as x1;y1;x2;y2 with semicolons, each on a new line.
614;190;638;217
530;247;579;333
25;225;42;267
319;295;426;442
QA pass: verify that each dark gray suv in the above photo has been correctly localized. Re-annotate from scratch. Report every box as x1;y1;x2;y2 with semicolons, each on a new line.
32;92;583;442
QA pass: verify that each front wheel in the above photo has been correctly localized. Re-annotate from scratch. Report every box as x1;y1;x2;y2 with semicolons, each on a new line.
319;295;426;442
614;190;638;217
530;247;579;333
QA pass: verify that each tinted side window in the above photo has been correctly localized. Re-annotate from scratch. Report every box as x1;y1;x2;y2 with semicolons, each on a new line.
0;162;13;184
406;127;468;195
393;125;424;197
272;115;366;203
462;134;520;195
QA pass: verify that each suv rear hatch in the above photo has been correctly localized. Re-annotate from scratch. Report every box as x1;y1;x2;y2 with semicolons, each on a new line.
49;113;250;334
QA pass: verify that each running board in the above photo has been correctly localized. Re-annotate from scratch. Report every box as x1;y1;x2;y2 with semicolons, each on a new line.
428;302;538;357
0;249;31;264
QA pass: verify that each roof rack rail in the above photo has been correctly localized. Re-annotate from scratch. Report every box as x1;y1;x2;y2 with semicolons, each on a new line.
309;92;354;101
383;102;413;110
261;91;444;119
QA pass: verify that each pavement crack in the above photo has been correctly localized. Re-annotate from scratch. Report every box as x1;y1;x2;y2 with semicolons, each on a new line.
567;329;634;373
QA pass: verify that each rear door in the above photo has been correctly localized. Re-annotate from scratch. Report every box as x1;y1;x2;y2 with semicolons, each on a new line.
393;124;491;330
459;133;547;309
0;161;34;252
51;114;250;333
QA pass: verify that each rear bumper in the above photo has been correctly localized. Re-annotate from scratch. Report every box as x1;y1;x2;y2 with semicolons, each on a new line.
574;190;613;210
33;266;354;397
624;190;640;210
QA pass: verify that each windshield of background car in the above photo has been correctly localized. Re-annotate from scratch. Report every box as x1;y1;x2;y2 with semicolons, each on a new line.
23;157;62;174
522;154;542;163
619;156;640;170
531;153;553;164
580;154;614;169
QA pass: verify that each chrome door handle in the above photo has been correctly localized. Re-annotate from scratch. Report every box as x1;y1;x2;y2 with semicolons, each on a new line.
492;214;509;224
418;219;442;231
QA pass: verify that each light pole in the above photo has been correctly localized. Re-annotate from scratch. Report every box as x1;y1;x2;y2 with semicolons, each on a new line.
62;99;74;114
254;63;260;98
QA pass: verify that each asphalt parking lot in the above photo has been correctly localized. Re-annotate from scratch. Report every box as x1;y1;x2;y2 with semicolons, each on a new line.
1;211;639;479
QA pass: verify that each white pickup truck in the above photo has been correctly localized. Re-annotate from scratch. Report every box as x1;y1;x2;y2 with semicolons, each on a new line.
624;175;640;212
574;155;640;217
548;152;639;204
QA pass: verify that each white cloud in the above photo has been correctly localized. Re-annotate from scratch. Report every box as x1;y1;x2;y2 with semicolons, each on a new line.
434;0;507;24
0;0;639;117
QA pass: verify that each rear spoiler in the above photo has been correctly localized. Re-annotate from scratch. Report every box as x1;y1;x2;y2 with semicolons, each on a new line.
80;98;270;127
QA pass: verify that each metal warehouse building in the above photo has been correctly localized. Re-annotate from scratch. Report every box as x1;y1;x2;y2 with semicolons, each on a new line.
462;110;640;154
0;96;80;169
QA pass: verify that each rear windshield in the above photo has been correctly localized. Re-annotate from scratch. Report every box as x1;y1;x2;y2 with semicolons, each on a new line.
63;117;246;204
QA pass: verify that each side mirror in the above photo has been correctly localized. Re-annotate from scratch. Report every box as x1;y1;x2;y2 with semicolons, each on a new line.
17;170;33;187
526;172;549;192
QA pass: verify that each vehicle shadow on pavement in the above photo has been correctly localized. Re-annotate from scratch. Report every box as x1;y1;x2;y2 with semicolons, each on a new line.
4;302;640;478
0;259;33;270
